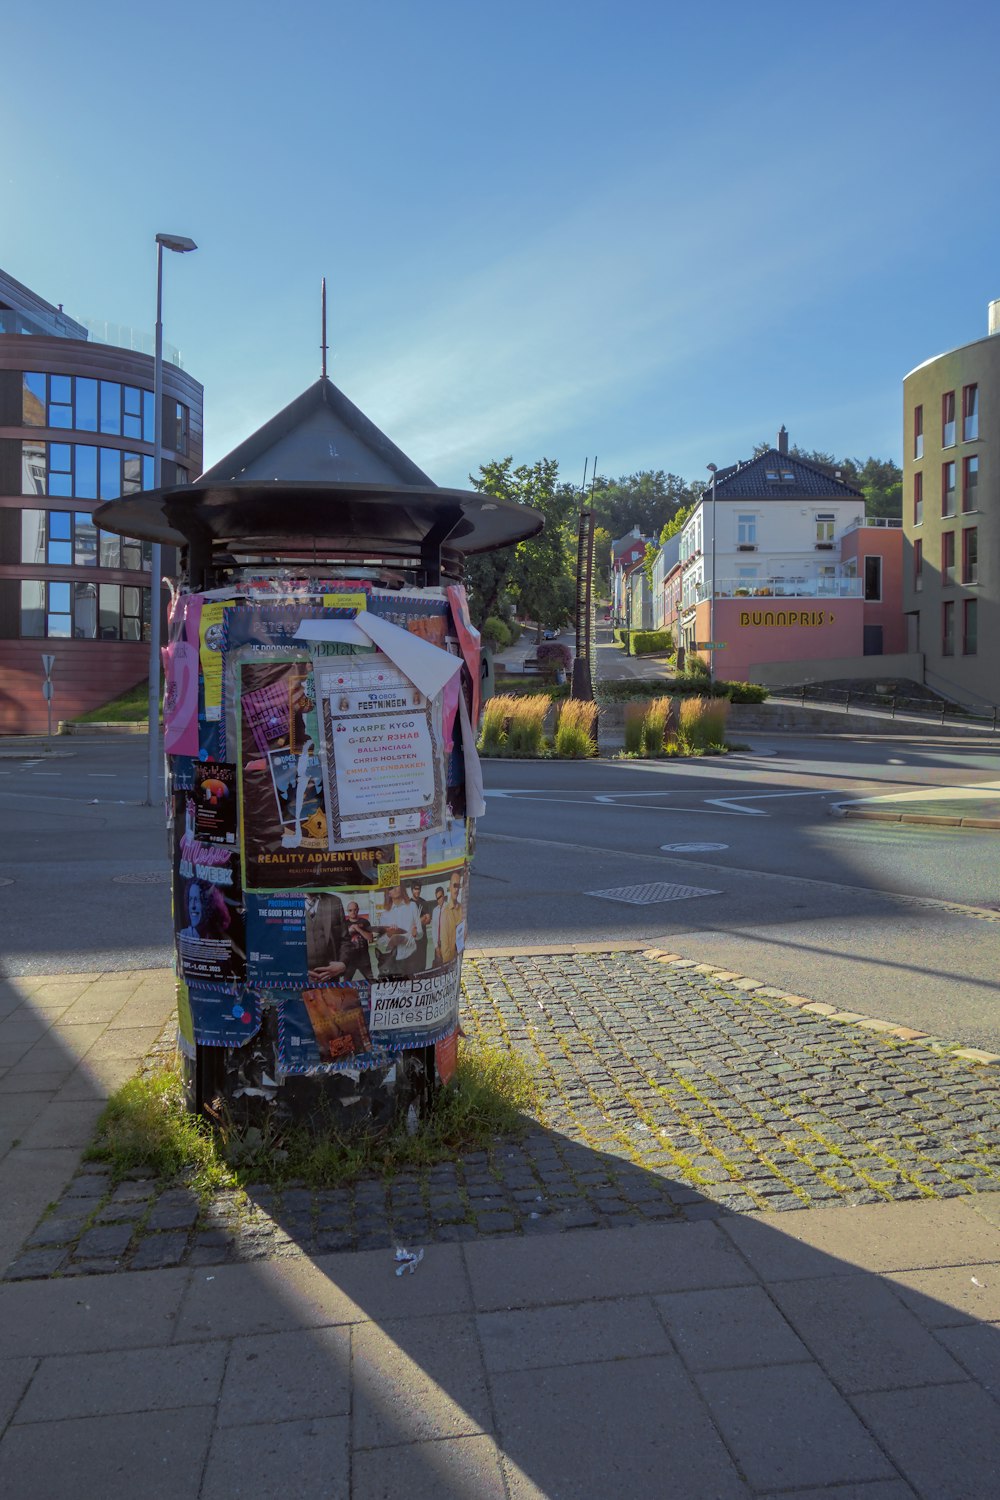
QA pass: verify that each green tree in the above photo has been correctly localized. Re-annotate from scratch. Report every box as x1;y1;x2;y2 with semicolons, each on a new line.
465;457;577;635
589;471;699;542
592;525;612;592
642;540;658;589
659;501;695;544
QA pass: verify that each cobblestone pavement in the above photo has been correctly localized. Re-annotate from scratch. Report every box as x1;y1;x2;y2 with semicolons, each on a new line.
6;951;999;1280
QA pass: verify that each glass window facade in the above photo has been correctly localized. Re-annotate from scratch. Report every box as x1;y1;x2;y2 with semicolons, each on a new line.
19;580;151;640
18;509;150;571
23;373;159;442
20;441;153;501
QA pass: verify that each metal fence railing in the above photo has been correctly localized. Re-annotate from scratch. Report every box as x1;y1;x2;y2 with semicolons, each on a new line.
775;685;999;732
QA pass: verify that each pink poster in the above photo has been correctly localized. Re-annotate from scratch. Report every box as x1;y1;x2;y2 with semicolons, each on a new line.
445;584;482;729
162;594;203;755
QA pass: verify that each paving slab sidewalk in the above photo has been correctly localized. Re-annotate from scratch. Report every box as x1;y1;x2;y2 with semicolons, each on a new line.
1;955;998;1497
0;1200;997;1498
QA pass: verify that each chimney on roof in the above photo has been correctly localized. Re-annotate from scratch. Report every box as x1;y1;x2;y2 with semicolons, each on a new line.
777;426;788;455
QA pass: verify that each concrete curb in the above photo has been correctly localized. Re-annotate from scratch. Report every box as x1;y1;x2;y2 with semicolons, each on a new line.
832;803;1000;831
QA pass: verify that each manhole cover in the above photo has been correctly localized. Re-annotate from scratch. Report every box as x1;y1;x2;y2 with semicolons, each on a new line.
587;882;722;906
112;871;170;885
660;842;729;853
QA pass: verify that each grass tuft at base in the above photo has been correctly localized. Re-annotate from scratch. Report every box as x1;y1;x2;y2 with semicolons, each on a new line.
85;1041;537;1194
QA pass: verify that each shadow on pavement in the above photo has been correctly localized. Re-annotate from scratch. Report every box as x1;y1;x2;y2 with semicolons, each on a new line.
1;1132;998;1498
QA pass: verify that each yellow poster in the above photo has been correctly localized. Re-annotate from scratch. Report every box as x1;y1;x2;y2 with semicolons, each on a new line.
199;602;227;721
323;592;368;612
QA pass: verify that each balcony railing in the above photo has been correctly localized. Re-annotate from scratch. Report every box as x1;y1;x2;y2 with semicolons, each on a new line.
843;515;903;533
682;576;863;609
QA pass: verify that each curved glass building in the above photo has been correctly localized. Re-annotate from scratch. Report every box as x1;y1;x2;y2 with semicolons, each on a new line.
0;268;203;732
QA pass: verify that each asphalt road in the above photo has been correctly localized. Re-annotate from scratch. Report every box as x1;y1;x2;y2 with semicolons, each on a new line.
1;732;998;1051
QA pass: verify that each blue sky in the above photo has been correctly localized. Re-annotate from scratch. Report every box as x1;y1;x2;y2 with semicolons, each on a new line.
5;0;999;490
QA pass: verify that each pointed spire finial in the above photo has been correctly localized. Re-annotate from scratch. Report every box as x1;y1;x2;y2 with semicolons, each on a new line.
321;277;328;380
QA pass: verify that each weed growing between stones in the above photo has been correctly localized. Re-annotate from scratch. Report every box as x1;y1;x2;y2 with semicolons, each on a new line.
86;1041;537;1194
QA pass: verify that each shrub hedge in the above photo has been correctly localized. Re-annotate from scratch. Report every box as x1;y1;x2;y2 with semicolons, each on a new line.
595;677;768;704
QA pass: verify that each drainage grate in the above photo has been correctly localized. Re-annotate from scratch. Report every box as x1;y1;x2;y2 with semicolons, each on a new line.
112;871;170;885
586;881;722;906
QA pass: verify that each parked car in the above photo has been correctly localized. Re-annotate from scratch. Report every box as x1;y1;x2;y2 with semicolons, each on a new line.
542;627;560;640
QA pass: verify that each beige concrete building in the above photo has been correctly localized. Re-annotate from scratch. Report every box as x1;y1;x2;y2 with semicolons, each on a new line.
903;301;1000;708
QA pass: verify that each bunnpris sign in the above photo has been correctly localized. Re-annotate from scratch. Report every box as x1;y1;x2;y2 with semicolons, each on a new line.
738;610;836;627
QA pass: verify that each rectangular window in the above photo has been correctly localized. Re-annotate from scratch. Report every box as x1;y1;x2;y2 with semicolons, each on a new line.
962;527;978;585
173;402;189;454
98;584;121;639
942;391;956;447
914;539;923;591
22;373;46;426
942;462;956;516
815;514;835;543
962;455;978;511
941;531;955;586
76;378;98;432
48;444;72;497
942;600;955;657
99;381;121;436
20;510;45;565
74;513;97;566
47;509;72;565
737;514;757;545
49;374;73;429
122;386;143;441
963;598;978;655
74;582;98;639
864;556;882;601
74;445;97;500
914;405;923;459
99;531;121;568
913;470;923;524
963;383;979;441
47;581;72;639
20;581;45;637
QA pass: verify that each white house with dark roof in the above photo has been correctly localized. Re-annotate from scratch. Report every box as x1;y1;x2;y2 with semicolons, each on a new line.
674;429;904;680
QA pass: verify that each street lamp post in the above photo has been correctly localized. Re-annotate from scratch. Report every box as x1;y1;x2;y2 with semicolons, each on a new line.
706;463;718;687
146;233;197;807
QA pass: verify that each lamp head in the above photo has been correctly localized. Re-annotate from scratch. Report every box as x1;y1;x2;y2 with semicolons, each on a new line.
156;233;198;254
706;463;718;474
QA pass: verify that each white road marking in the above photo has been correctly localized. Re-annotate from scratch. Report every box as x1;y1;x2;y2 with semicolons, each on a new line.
704;791;836;816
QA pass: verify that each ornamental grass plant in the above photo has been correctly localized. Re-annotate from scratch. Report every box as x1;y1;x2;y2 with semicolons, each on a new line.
679;694;730;751
641;696;675;757
478;693;518;755
623;701;646;755
554;699;598;757
505;694;551;755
